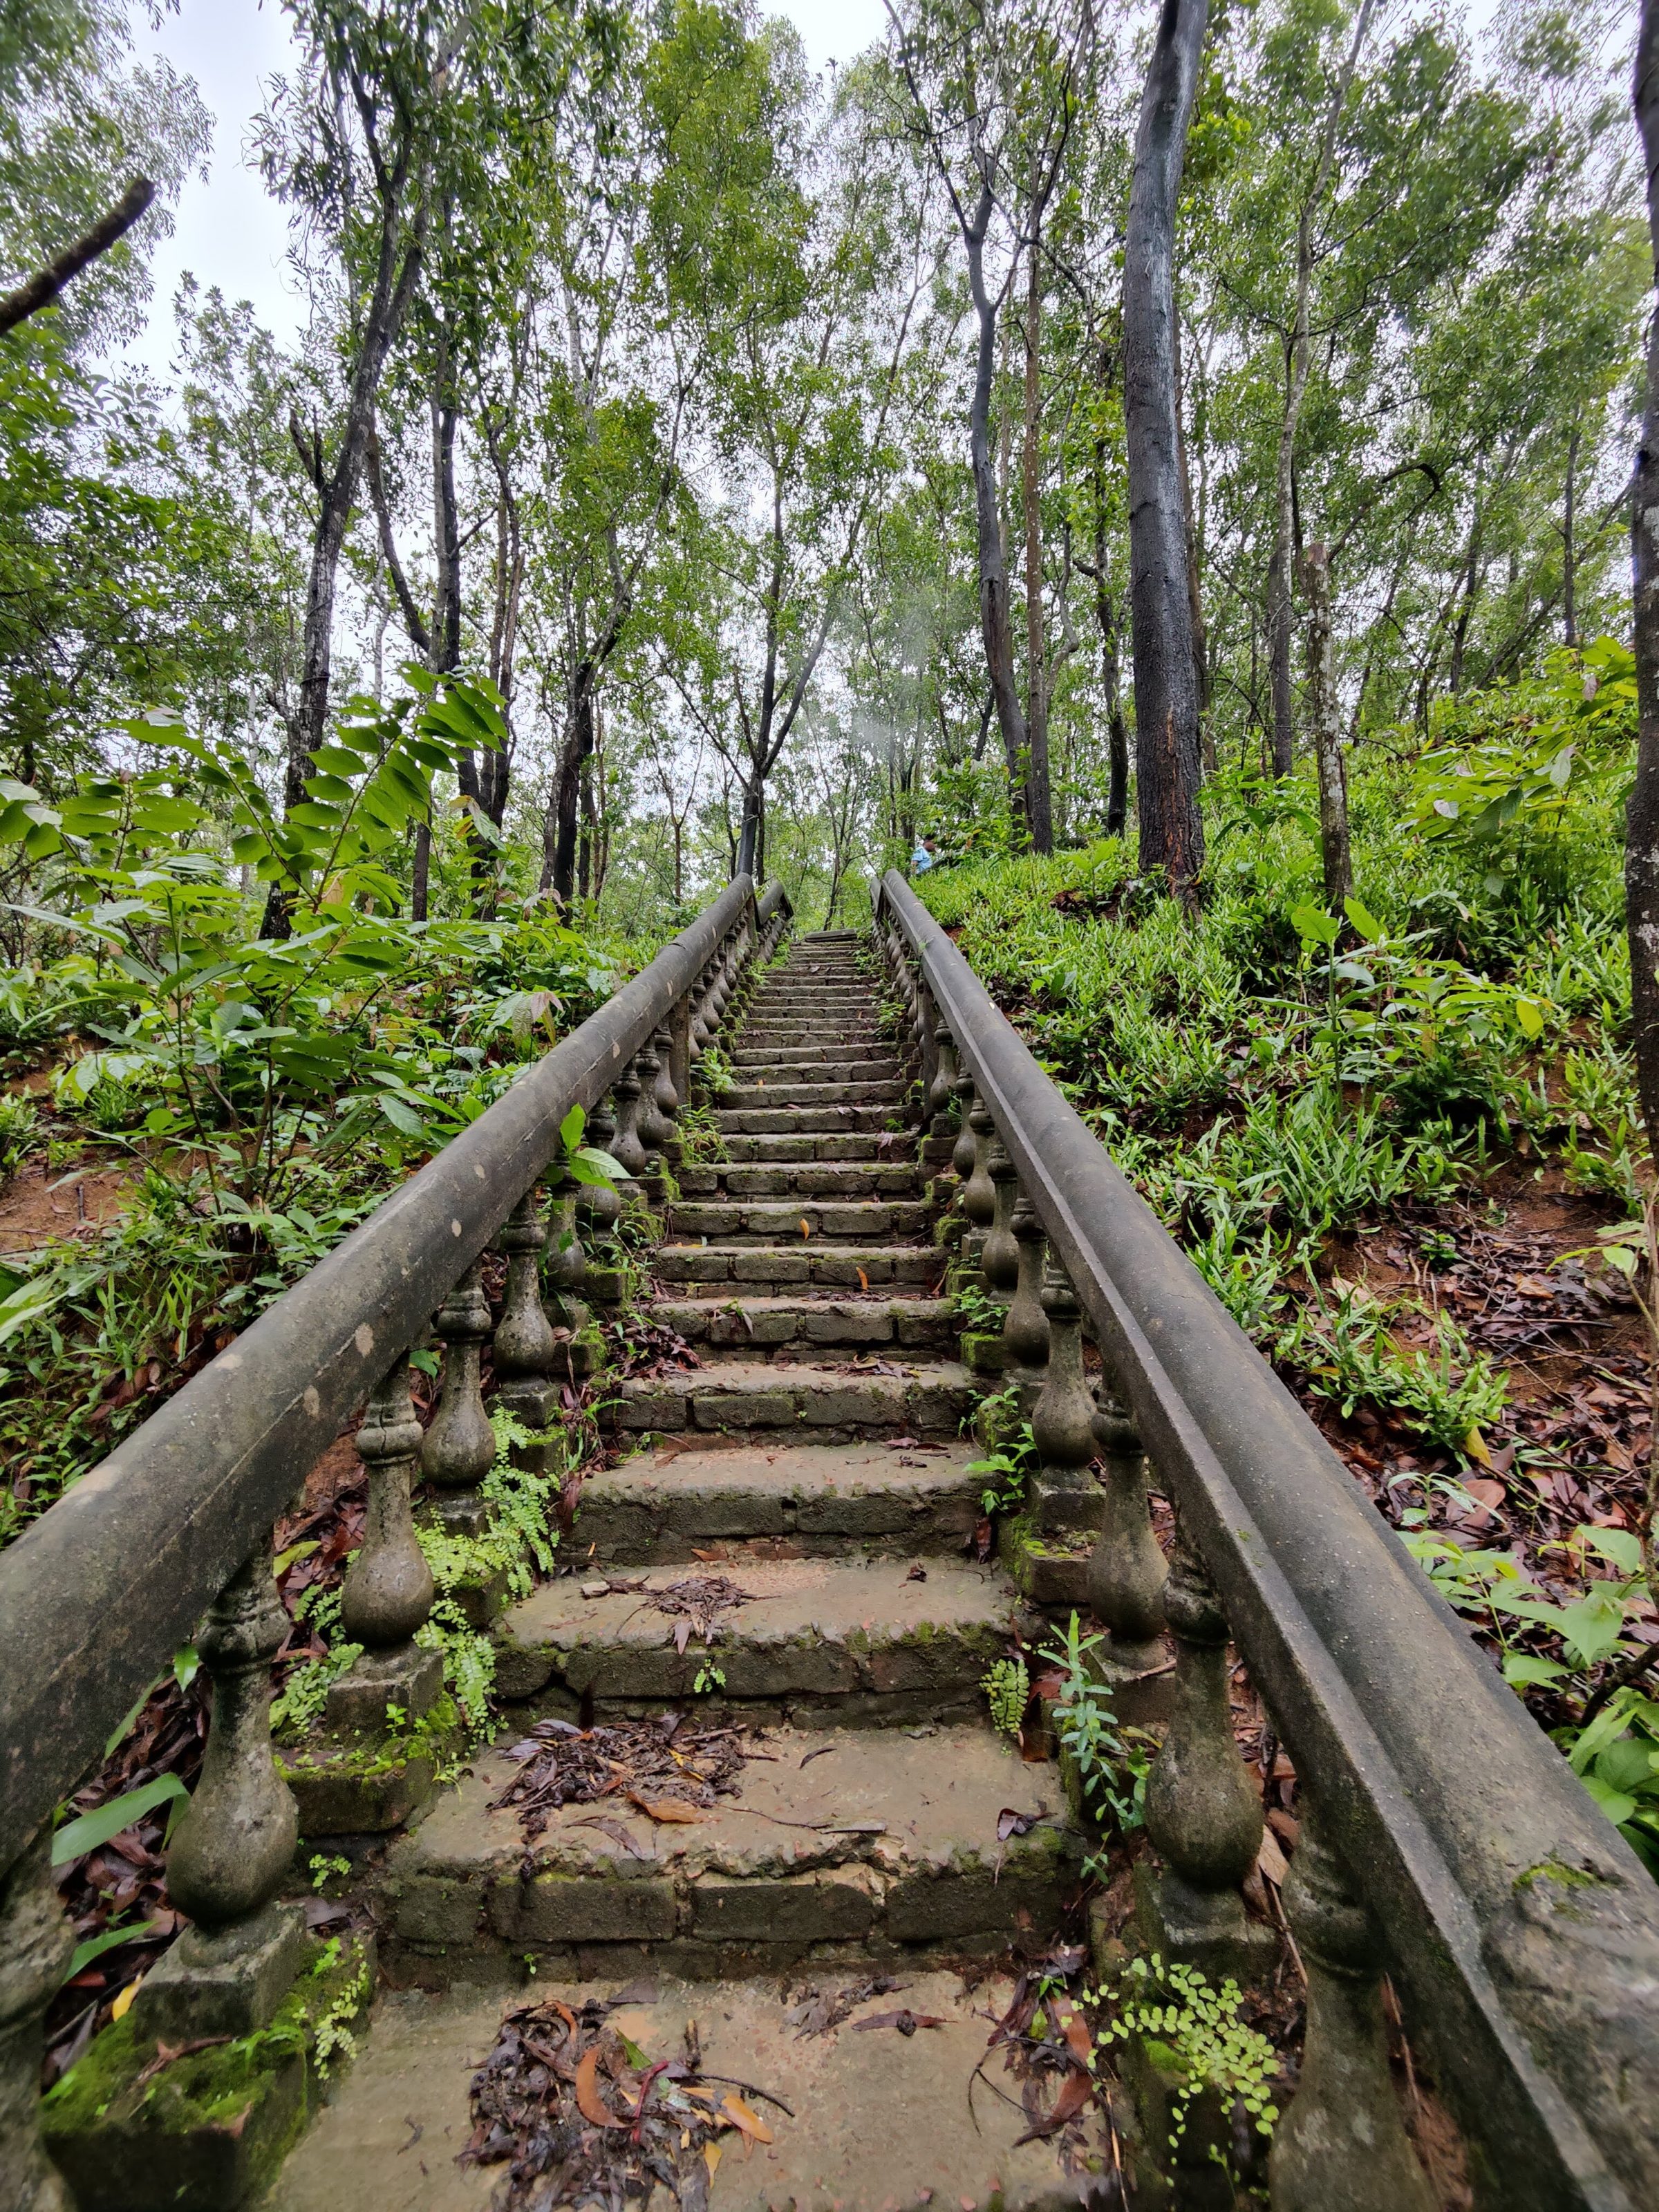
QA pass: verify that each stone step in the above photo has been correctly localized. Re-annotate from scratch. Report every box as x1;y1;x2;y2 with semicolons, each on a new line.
720;1132;919;1165
731;1043;901;1070
612;1353;973;1438
653;1293;952;1351
736;1027;889;1050
666;1199;926;1244
656;1241;941;1292
377;1723;1074;1984
575;1435;978;1559
494;1555;1019;1727
268;1969;1082;2212
677;1160;922;1200
715;1104;901;1136
724;1079;904;1111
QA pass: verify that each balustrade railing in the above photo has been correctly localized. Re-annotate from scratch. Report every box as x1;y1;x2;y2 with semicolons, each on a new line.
0;874;790;2205
873;866;1659;2212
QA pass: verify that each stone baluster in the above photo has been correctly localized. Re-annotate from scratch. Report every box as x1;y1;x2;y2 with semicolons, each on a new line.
1030;1250;1102;1534
1087;1394;1169;1716
634;1033;671;1199
609;1057;650;1188
139;1548;308;2040
0;1829;73;2212
1001;1192;1051;1405
927;1020;958;1140
1137;1520;1274;1985
650;1021;682;1164
580;1098;624;1240
331;1360;441;1728
1268;1797;1435;2212
981;1134;1020;1311
491;1188;559;1423
420;1259;496;1528
959;1096;996;1271
951;1073;978;1184
579;1096;626;1309
690;959;713;1054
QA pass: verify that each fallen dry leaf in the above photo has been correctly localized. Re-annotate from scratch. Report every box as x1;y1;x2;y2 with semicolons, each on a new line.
628;1793;706;1824
575;2045;629;2130
720;2092;773;2145
852;2008;946;2036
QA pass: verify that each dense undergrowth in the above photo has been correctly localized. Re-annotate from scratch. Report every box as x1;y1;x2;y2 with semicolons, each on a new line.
923;640;1659;1878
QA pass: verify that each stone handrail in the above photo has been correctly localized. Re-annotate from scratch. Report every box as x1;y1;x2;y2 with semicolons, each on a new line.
0;872;791;2204
873;866;1659;2212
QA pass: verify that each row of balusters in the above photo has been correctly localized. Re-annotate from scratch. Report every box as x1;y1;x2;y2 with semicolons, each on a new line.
2;900;786;2209
876;912;1438;2212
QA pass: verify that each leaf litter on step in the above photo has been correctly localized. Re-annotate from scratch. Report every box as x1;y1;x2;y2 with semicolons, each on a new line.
462;1990;787;2211
491;1712;750;1843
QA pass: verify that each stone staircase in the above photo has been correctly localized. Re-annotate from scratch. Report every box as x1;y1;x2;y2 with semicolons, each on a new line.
267;930;1082;2212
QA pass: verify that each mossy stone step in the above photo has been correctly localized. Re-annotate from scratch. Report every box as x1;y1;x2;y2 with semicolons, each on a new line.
656;1241;939;1291
713;1104;901;1136
720;1132;917;1165
574;1434;977;1559
676;1159;921;1199
377;1723;1076;1984
723;1079;905;1111
266;1971;1084;2212
665;1198;927;1244
493;1555;1019;1727
652;1293;953;1352
610;1353;973;1438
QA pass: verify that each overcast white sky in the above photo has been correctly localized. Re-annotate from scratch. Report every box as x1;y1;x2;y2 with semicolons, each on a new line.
117;0;892;380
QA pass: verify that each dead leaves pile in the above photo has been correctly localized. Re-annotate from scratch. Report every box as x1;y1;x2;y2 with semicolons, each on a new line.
645;1575;751;1653
491;1713;749;1844
977;1957;1099;2155
462;1992;782;2212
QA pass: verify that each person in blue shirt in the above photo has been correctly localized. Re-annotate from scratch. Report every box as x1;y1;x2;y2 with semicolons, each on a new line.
910;835;937;874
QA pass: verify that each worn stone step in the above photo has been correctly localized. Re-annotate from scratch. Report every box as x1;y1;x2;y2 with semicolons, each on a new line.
656;1241;941;1291
731;1043;901;1070
666;1199;927;1244
494;1555;1019;1727
735;1029;889;1051
715;1104;902;1136
267;1968;1082;2212
574;1435;977;1560
721;1132;918;1165
378;1723;1075;1984
612;1353;973;1438
653;1294;952;1353
724;1079;905;1112
677;1159;921;1200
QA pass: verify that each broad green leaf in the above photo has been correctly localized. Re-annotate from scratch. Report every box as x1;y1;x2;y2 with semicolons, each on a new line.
66;1918;167;1981
52;1774;189;1865
559;1103;586;1149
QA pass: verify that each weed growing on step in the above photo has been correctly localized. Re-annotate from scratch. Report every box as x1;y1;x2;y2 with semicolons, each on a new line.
1042;1613;1154;1841
1091;1954;1280;2153
982;1654;1029;1739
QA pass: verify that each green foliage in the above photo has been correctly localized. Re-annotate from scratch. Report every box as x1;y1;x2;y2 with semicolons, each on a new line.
981;1654;1029;1740
1281;1292;1508;1463
1093;1955;1280;2150
966;1418;1035;1516
1040;1612;1153;1838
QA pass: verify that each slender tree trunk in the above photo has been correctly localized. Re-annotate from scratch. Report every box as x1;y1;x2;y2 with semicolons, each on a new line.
964;194;1030;838
1085;437;1130;837
1564;416;1581;648
1124;0;1209;895
1266;0;1376;776
1303;541;1350;907
267;183;427;938
1628;0;1659;1147
1449;477;1486;696
1021;235;1053;852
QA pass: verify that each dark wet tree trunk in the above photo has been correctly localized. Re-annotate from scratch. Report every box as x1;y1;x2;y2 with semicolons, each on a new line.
1124;0;1208;896
1628;0;1659;1146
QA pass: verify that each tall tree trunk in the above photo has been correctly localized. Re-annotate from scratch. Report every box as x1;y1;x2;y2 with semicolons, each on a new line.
1303;541;1350;907
544;662;596;902
1021;235;1053;852
1627;0;1659;1147
1266;0;1376;778
1448;476;1486;696
964;192;1030;838
267;181;427;938
1085;435;1130;837
1124;0;1209;896
1564;415;1581;649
